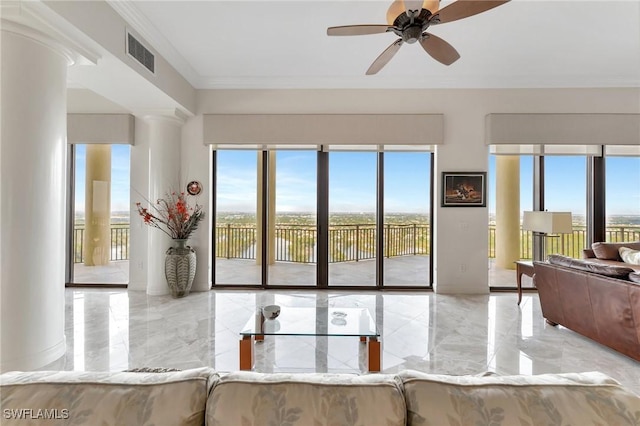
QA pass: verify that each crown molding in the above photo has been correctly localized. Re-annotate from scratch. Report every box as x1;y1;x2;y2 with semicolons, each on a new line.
197;75;640;90
106;0;202;88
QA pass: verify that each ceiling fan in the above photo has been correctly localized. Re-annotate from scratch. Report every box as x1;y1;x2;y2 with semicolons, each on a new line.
327;0;510;75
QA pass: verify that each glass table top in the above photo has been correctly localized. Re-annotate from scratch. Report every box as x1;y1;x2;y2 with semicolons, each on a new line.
240;307;378;337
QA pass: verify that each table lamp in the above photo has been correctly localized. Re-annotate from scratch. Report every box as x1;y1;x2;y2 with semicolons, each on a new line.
522;211;573;260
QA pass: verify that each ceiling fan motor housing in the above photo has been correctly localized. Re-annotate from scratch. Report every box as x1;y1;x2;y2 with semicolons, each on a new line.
392;9;433;43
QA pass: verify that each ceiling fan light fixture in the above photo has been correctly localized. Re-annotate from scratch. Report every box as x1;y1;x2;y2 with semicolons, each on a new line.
386;0;406;25
422;0;439;14
386;0;439;25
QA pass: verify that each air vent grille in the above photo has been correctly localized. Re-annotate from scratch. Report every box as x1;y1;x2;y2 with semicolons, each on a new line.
127;33;155;74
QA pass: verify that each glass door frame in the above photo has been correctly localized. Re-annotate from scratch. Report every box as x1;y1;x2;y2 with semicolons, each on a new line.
65;144;128;288
211;148;434;290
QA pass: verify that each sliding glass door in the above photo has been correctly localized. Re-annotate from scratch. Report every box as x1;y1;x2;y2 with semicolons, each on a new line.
212;149;433;289
383;152;431;287
328;152;377;287
215;150;260;286
544;156;587;258
605;156;640;242
268;150;317;287
69;144;130;286
488;155;533;288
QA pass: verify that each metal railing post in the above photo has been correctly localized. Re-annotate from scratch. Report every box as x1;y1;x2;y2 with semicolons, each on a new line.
355;225;360;261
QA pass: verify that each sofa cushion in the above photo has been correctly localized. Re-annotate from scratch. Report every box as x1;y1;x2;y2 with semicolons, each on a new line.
620;247;640;265
0;367;217;426
592;241;640;261
206;371;406;426
548;254;635;279
629;272;640;284
398;370;640;426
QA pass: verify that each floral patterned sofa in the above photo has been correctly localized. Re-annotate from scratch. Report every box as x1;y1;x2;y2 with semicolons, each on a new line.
1;367;639;425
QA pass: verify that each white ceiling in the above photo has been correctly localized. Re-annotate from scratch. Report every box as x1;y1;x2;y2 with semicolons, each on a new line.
110;0;640;90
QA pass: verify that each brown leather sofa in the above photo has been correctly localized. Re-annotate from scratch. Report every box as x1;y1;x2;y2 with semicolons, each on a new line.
533;255;640;362
582;241;640;271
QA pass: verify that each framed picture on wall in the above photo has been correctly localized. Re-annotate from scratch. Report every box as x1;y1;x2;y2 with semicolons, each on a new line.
441;172;487;207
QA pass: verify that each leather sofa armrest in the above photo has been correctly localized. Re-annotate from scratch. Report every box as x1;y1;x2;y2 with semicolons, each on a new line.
582;248;596;259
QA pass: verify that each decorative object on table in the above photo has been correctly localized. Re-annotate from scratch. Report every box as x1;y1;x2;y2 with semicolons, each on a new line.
441;172;487;207
186;180;202;196
262;305;281;320
136;191;205;298
522;211;573;261
331;311;348;325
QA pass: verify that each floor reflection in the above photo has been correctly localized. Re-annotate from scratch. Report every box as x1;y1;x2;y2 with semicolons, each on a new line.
40;288;640;395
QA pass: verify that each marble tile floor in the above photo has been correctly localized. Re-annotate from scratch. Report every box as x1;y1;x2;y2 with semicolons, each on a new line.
40;288;640;395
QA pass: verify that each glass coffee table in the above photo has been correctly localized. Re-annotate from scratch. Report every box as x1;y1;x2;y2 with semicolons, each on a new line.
239;307;381;372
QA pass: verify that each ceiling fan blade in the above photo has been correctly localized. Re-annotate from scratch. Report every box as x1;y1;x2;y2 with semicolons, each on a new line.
327;25;391;36
366;39;403;75
420;33;460;65
432;0;510;24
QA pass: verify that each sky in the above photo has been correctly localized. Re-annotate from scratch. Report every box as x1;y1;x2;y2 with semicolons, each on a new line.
75;147;639;217
216;151;431;214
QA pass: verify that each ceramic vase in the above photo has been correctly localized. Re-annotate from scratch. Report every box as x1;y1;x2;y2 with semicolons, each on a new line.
165;239;196;298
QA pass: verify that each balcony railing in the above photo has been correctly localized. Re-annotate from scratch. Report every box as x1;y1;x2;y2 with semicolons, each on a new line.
74;225;130;263
215;223;431;263
73;223;640;264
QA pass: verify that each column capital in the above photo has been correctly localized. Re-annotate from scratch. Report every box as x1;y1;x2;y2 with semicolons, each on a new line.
1;19;75;65
138;109;190;126
1;1;101;66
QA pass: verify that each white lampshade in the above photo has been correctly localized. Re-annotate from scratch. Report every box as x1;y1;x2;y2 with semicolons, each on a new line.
522;211;573;234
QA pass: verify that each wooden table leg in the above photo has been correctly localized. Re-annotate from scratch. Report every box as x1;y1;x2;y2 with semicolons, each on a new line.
368;337;381;372
516;271;523;305
239;336;253;370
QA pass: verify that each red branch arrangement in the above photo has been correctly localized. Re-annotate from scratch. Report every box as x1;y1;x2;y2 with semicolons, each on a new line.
136;192;205;240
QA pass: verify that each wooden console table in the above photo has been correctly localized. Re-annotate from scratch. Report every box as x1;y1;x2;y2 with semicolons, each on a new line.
515;260;534;305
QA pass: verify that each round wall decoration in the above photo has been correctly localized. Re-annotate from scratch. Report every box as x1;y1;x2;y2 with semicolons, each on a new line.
186;180;202;196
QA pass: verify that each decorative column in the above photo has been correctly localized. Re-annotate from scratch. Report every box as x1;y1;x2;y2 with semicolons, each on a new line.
495;156;521;269
84;144;112;266
256;151;276;265
144;115;182;296
1;21;72;370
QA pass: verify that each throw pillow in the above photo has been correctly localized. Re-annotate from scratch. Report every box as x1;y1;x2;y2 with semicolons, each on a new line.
619;247;640;265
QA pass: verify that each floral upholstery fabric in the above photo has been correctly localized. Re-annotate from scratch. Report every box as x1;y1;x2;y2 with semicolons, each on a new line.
3;368;639;426
206;371;406;426
399;370;640;426
0;367;218;426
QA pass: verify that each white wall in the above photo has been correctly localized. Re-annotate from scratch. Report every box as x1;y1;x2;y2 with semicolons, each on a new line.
128;117;151;291
192;88;640;293
181;115;210;291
